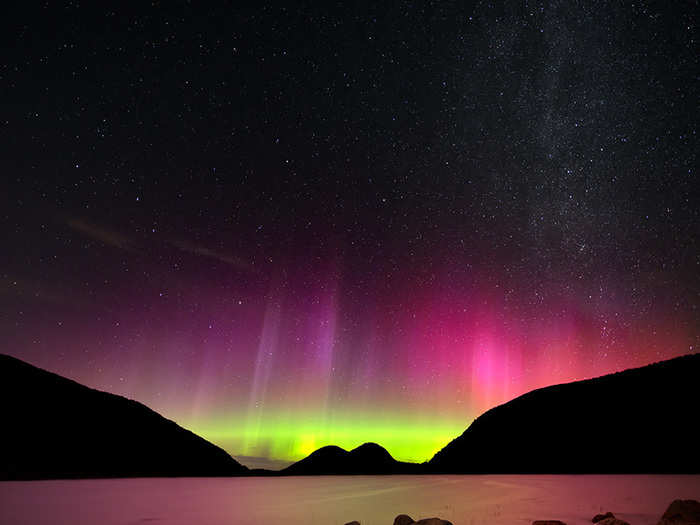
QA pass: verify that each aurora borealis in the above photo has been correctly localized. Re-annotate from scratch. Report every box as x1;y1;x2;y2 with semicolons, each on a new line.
1;2;697;469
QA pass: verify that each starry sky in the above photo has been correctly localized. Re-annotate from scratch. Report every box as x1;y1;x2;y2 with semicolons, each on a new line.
1;2;697;469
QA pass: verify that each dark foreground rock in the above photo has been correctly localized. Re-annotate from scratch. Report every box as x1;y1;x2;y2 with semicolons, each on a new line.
597;519;630;525
532;521;567;525
393;515;453;525
593;513;615;523
657;499;700;525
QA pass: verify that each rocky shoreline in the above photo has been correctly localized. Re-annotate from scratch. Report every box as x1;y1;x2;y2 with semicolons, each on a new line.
344;499;700;525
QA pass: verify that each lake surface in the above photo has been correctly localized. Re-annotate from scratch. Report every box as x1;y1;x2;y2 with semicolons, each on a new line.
2;475;699;525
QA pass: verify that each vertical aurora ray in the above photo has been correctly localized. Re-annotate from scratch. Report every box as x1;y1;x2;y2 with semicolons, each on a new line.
242;283;283;457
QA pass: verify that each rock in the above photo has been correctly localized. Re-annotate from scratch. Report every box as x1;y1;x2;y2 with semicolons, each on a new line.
393;517;453;525
394;515;415;525
344;522;360;525
593;513;615;523
597;519;630;525
532;521;567;525
658;499;700;524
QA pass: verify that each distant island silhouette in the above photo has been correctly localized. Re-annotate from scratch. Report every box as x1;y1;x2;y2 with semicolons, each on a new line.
2;352;698;479
0;354;247;480
281;442;422;475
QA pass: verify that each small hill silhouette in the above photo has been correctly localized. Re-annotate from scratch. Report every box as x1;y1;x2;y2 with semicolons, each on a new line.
282;442;422;475
0;354;248;480
429;353;700;473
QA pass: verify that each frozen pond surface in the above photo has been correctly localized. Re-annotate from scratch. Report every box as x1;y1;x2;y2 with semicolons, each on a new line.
2;475;699;525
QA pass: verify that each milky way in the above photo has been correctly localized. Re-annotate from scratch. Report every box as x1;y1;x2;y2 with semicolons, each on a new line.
1;2;697;467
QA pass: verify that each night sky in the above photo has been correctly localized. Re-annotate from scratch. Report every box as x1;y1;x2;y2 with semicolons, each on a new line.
2;2;697;469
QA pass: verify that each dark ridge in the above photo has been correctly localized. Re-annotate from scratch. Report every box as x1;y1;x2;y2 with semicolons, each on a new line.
0;354;248;480
281;442;424;475
428;353;700;474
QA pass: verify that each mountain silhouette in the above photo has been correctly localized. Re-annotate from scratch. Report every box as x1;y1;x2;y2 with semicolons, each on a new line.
429;353;700;473
0;354;248;480
281;442;422;475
